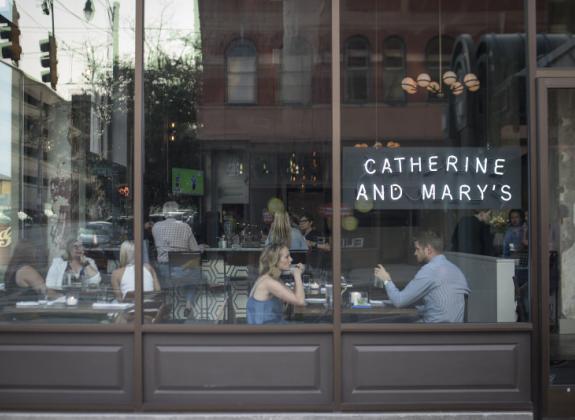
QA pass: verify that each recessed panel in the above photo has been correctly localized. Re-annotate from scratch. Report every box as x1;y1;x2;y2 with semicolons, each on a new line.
144;333;332;406
343;332;530;405
0;334;133;407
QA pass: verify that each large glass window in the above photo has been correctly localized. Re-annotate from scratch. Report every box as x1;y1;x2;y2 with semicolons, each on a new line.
341;0;528;324
0;1;135;324
144;0;332;324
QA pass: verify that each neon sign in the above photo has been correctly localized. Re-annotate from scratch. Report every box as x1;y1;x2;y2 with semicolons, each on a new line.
343;147;521;210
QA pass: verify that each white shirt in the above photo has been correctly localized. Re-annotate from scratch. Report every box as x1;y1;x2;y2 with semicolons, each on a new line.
46;257;101;289
120;265;155;298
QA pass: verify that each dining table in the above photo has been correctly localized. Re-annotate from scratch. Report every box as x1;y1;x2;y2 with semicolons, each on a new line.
0;290;133;324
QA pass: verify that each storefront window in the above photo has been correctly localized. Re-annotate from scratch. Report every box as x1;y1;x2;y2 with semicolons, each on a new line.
340;0;528;323
537;0;575;67
0;1;135;324
144;0;332;324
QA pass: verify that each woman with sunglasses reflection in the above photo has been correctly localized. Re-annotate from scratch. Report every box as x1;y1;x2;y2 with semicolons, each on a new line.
46;238;101;290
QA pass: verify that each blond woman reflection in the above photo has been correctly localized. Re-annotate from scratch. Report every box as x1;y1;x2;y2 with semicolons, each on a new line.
111;240;161;301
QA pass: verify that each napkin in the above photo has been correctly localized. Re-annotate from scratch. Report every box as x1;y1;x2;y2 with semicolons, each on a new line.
16;301;40;307
92;302;133;310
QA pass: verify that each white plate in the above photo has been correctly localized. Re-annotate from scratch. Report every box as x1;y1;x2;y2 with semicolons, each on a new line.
369;299;391;306
305;297;327;304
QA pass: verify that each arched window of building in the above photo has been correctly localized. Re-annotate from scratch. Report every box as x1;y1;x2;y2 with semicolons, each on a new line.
344;36;370;103
226;39;257;104
382;36;406;104
281;38;313;104
425;35;455;100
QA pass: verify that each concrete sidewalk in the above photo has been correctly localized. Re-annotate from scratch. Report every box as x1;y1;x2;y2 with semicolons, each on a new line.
0;412;533;420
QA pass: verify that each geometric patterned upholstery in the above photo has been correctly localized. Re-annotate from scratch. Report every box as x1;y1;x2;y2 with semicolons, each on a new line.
170;258;252;322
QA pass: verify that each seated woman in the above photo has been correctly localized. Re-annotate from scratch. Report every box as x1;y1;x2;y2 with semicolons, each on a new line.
4;240;48;299
264;211;308;251
111;240;161;301
247;244;306;324
46;238;101;289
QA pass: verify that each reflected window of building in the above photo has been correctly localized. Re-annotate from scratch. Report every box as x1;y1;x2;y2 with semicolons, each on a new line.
382;36;406;104
226;39;257;104
281;38;313;105
425;35;454;101
536;0;575;67
344;36;370;103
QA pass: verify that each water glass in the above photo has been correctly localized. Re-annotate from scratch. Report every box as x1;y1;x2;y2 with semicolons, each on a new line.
325;284;333;307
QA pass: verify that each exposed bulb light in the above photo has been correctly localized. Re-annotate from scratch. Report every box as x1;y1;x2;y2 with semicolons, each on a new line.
401;72;480;96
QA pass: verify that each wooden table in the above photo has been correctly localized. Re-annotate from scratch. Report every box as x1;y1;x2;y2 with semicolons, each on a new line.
293;301;420;323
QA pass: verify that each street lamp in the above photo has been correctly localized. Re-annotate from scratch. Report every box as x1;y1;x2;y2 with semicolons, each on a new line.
83;0;95;22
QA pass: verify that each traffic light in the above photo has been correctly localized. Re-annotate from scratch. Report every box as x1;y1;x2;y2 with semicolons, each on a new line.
0;3;21;62
39;34;58;90
117;184;129;198
167;121;176;142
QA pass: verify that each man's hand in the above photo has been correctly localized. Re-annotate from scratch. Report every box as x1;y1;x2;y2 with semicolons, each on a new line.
374;264;391;287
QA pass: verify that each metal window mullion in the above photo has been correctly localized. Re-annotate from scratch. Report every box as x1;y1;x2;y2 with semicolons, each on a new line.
331;0;342;410
133;0;145;409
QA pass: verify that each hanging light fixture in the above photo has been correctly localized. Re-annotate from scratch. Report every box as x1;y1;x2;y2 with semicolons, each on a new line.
83;0;95;22
401;0;479;97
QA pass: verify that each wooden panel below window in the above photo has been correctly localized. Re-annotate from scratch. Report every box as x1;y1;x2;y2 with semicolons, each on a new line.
0;333;133;407
144;333;332;406
342;332;530;405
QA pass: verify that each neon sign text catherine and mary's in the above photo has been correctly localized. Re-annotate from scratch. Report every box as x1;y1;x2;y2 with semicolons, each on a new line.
356;154;512;202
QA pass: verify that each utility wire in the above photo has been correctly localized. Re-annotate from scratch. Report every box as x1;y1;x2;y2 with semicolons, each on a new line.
17;5;50;32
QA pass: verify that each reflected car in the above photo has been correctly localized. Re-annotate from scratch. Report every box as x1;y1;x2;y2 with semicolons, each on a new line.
79;222;114;248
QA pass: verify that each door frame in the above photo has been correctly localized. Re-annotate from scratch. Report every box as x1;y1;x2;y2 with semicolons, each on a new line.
536;77;575;417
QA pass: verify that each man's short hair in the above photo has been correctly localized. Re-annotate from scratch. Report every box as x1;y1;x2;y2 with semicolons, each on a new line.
414;230;444;253
163;201;179;215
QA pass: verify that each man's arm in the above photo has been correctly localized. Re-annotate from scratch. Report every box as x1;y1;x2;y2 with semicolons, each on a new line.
384;267;436;308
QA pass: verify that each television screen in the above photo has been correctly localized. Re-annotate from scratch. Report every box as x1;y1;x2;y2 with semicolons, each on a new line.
172;168;204;196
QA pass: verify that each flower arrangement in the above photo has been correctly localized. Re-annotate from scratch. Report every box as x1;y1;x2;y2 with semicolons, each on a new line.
489;211;508;234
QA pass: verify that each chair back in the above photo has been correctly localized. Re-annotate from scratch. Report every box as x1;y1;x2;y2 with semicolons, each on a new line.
168;251;201;269
168;251;203;287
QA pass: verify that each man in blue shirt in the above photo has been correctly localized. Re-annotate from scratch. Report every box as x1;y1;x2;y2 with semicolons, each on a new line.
374;231;470;323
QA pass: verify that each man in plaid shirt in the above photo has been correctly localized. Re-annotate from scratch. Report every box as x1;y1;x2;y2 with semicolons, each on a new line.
152;201;200;264
152;201;202;318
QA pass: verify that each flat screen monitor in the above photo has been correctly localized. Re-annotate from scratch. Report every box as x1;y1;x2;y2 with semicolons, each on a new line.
172;168;204;196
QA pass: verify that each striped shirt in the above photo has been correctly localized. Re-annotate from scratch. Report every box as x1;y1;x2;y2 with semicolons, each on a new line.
384;254;470;323
152;218;200;263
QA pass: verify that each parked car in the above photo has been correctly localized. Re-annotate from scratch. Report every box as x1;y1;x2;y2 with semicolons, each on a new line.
79;221;115;248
